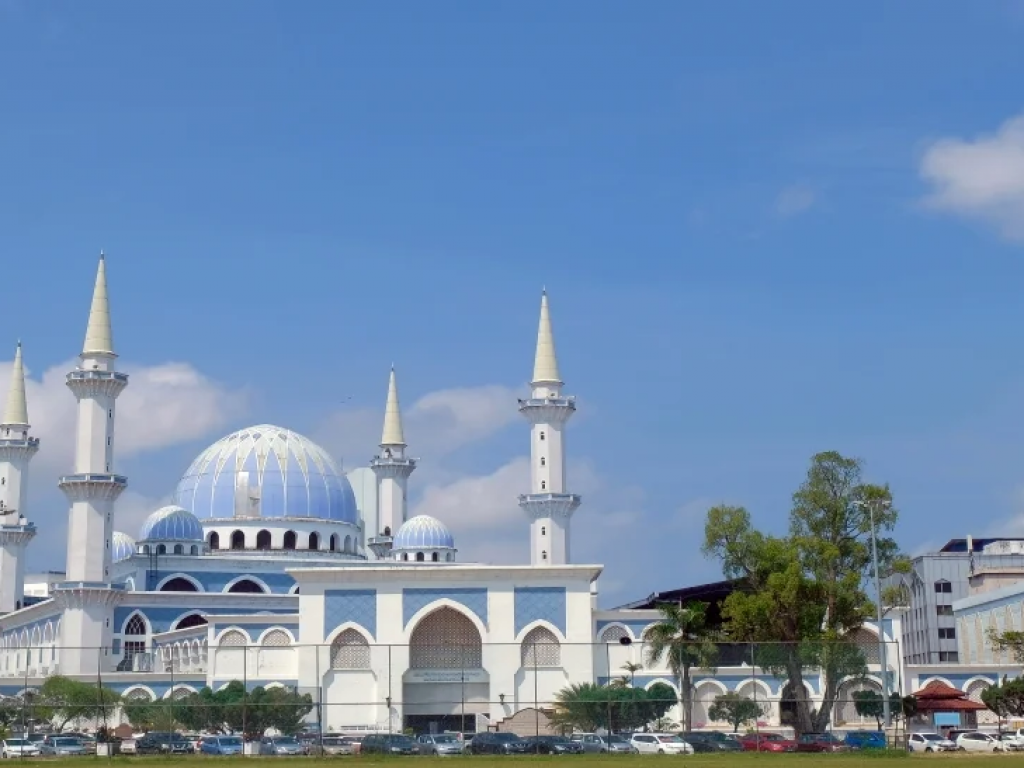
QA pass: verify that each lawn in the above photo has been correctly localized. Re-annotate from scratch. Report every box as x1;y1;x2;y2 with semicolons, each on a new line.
40;756;1015;768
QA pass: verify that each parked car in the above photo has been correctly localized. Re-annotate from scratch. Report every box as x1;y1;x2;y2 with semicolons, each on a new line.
361;734;417;755
415;734;464;756
465;732;532;755
907;732;956;752
956;731;1005;752
680;732;743;752
40;736;87;756
1;738;41;758
522;735;583;754
319;736;357;756
571;733;636;754
738;733;796;753
795;732;849;753
630;733;694;755
200;736;244;756
997;733;1023;751
260;736;305;756
845;730;887;750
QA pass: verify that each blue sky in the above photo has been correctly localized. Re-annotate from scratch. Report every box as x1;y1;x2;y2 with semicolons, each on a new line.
3;1;1024;605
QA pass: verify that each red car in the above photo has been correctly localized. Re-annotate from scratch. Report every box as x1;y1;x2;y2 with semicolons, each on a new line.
796;733;849;753
739;733;796;753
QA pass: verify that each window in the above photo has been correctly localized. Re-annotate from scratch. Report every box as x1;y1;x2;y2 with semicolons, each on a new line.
541;481;546;490
309;532;320;550
330;629;370;669
173;544;184;555
936;604;953;616
938;627;956;640
541;526;546;535
160;577;198;593
938;651;959;662
934;580;952;594
329;534;337;552
283;531;297;550
156;544;166;555
539;431;545;441
415;552;425;562
431;552;439;562
227;578;266;594
521;626;561;667
175;614;208;630
542;550;548;561
256;530;272;549
540;457;546;466
124;614;146;635
208;532;220;550
230;530;245;550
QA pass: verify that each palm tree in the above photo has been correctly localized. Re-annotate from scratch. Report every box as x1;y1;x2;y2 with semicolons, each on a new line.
622;661;643;686
643;601;719;732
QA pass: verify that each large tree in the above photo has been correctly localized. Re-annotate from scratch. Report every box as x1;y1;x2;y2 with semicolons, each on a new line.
703;451;907;736
642;601;719;731
35;676;121;732
173;681;312;739
708;693;764;733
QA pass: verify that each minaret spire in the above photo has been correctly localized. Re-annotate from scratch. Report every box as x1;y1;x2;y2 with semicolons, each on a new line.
2;343;29;428
518;290;581;566
83;252;115;357
381;366;406;447
532;290;562;386
368;367;417;560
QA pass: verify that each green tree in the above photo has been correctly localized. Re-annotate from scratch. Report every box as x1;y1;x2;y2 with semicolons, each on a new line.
989;630;1024;664
37;676;121;732
172;681;311;739
981;678;1024;718
708;693;765;733
551;682;677;733
703;451;907;736
644;682;677;726
642;601;719;731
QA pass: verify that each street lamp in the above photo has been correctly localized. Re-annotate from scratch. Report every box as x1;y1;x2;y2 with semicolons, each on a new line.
855;498;892;729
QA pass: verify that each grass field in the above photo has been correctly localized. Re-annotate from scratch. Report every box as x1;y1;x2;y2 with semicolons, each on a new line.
33;755;1020;768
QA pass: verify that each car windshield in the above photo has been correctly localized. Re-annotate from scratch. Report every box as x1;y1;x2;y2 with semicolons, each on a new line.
275;738;299;745
920;735;942;741
321;738;343;746
6;740;28;746
657;736;681;743
433;736;457;743
608;736;628;744
53;739;79;746
492;734;521;743
220;738;243;746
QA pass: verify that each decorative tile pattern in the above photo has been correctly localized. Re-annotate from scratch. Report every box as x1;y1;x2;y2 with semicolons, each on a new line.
325;589;377;639
514;586;565;636
403;588;487;628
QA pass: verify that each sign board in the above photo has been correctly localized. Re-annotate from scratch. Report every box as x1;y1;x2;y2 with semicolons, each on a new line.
404;669;489;684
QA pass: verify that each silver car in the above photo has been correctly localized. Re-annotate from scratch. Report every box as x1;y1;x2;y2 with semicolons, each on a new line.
259;736;305;756
572;733;636;754
40;736;87;756
416;734;464;755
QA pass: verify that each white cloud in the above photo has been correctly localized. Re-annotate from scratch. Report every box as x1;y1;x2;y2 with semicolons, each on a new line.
413;457;529;531
0;357;247;473
115;489;176;538
775;184;817;217
920;113;1024;241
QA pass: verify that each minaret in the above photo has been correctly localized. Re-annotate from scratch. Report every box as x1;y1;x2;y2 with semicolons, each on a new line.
518;291;581;566
0;342;39;612
368;368;416;559
54;254;129;675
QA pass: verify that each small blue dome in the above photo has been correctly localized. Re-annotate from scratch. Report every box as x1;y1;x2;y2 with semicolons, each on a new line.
139;505;204;542
112;531;135;563
173;424;358;524
393;515;455;550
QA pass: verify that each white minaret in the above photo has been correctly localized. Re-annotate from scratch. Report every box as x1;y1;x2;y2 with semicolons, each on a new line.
55;254;129;675
518;291;581;566
0;342;39;613
367;367;416;560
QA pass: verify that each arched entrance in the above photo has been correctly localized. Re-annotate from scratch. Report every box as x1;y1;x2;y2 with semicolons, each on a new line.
403;606;488;733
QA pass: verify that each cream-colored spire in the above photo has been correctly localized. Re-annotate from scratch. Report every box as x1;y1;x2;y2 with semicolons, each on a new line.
531;290;562;385
381;367;406;446
2;342;29;427
82;252;115;356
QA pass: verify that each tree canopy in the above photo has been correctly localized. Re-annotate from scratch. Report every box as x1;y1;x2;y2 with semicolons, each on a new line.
551;682;676;733
708;693;764;732
32;677;121;732
981;678;1024;718
171;681;313;739
703;451;908;735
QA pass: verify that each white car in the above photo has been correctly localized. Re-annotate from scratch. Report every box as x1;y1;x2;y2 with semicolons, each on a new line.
630;733;694;755
1;738;40;758
908;732;956;752
956;731;1004;752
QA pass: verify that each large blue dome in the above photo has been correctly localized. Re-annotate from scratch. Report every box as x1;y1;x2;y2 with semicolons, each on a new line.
393;515;455;550
140;505;204;542
173;424;358;524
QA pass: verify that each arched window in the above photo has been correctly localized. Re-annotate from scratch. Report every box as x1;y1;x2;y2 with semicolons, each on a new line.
175;614;208;630
261;630;291;647
416;552;425;562
124;614;147;635
600;625;630;644
402;553;409;561
331;629;370;670
409;607;482;669
256;530;271;550
540;457;546;466
329;534;337;552
383;526;391;536
190;545;198;555
228;578;266;594
157;544;167;555
230;530;244;550
173;544;184;555
432;552;439;562
218;630;247;647
283;531;297;550
309;532;320;550
446;552;454;562
208;532;220;550
344;535;352;554
521;626;561;668
160;577;198;593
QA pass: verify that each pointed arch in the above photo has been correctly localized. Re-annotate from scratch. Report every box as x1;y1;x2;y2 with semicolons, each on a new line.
224;575;270;594
123;611;149;635
208;531;220;550
156;573;203;592
329;534;338;552
516;619;566;644
258;627;295;646
173;613;209;631
256;530;271;550
409;606;482;669
216;628;248;646
308;532;320;550
164;685;198;700
599;623;632;644
521;625;561;667
330;628;370;670
122;685;156;702
283;530;297;550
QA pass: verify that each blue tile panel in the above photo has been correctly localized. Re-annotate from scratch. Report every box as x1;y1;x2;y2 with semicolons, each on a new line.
514;587;566;636
150;571;297;594
403;588;487;628
324;590;377;639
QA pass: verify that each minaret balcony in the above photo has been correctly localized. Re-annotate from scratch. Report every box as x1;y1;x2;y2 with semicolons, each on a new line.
518;397;576;423
518;492;582;519
0;436;40;453
368;535;394;559
370;456;417;478
58;473;128;501
0;520;36;545
65;370;129;398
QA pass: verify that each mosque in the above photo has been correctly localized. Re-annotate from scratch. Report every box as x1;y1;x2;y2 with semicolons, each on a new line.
0;256;904;734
